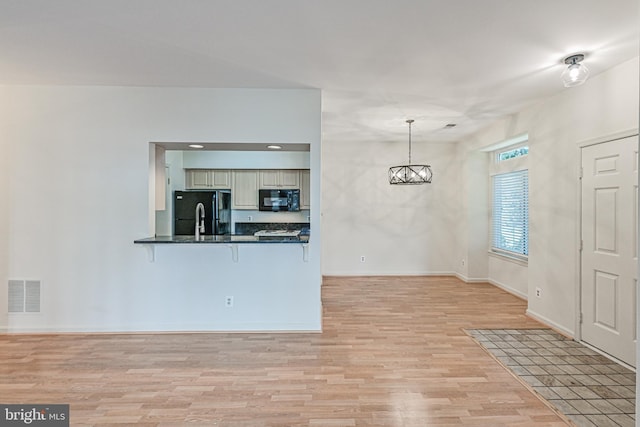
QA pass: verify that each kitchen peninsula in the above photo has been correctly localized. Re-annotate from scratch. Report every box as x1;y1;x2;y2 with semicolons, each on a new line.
134;232;310;264
132;147;317;331
135;221;310;245
135;234;309;244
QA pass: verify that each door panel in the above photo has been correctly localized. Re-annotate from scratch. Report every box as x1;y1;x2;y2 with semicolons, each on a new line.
594;188;617;253
581;135;637;367
593;270;618;331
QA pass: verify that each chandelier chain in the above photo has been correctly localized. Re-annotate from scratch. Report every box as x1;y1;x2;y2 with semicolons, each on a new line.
406;119;414;164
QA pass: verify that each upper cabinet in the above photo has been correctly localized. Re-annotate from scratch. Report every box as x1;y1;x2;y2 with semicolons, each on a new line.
185;169;231;189
259;170;300;189
300;170;311;210
231;170;259;210
185;168;309;211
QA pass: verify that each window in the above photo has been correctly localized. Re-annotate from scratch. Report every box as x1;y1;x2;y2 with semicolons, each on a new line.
492;169;528;258
497;146;529;162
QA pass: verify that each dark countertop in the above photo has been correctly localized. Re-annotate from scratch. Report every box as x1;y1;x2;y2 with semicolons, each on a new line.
234;222;310;235
134;234;309;244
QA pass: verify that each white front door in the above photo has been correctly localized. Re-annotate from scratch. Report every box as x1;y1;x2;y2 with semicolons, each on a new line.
581;135;638;367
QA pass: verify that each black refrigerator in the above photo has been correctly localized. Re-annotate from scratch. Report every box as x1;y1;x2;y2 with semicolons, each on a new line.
174;190;232;236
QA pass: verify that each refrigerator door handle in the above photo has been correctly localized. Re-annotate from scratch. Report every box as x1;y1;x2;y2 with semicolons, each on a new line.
213;192;220;221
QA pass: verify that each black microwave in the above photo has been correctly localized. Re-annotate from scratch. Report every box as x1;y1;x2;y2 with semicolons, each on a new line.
258;189;300;212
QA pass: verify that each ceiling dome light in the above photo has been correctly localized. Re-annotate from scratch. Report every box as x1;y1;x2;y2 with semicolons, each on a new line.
388;119;433;185
561;54;589;87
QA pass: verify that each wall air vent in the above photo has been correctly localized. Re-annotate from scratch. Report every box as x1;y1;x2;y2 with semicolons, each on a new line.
8;280;24;312
7;280;41;313
25;281;41;312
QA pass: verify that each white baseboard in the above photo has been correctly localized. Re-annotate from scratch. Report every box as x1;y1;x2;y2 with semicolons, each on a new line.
322;271;459;277
454;272;488;283
323;272;489;282
1;322;322;334
488;279;528;300
526;309;575;338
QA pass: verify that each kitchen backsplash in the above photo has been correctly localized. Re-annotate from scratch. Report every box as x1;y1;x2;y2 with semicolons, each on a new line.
231;209;309;224
234;222;310;235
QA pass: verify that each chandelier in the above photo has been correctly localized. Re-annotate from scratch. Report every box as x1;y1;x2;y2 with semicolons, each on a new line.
388;119;433;185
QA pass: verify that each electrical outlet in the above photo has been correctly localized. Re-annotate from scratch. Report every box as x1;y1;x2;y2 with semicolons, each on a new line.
247;215;253;222
225;296;234;307
461;259;466;267
535;288;542;298
360;255;366;263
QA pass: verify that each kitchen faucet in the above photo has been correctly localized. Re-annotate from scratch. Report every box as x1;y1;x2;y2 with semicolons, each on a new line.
195;202;205;240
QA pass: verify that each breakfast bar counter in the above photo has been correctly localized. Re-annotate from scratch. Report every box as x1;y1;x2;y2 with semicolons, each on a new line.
134;234;309;244
134;233;310;263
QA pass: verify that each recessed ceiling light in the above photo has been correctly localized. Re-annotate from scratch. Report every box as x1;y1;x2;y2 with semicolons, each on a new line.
267;145;282;150
188;144;204;149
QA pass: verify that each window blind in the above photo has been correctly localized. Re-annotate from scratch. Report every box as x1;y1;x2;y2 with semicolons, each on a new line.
492;170;528;257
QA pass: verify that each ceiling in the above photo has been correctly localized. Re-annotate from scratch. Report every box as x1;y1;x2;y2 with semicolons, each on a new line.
1;0;638;144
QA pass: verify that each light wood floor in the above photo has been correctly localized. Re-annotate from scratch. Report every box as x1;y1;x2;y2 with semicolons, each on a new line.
0;276;570;426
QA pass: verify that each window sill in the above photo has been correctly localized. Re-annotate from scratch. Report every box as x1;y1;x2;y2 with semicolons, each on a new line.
488;250;528;267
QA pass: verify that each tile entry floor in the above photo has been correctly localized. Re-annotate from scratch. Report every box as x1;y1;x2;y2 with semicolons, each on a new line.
467;329;635;427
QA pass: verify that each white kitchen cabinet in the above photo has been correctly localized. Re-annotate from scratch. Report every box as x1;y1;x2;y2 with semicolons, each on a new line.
185;170;209;188
280;170;300;188
259;170;280;188
300;169;311;210
210;170;231;188
232;170;259;210
259;170;300;189
185;169;231;189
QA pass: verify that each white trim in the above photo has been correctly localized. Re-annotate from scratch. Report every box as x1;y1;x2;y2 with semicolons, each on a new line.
321;271;459;277
488;250;528;266
456;274;528;301
3;322;322;334
454;272;489;283
488;279;527;300
480;133;530;152
322;272;490;282
575;143;584;342
526;309;575;338
580;340;636;372
2;328;324;335
576;128;639;148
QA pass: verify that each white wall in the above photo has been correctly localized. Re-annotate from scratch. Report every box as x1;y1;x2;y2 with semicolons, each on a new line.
457;57;639;335
231;210;310;228
456;148;490;282
0;86;322;332
321;138;460;275
0;98;8;327
154;150;184;236
183;150;310;169
488;256;528;299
